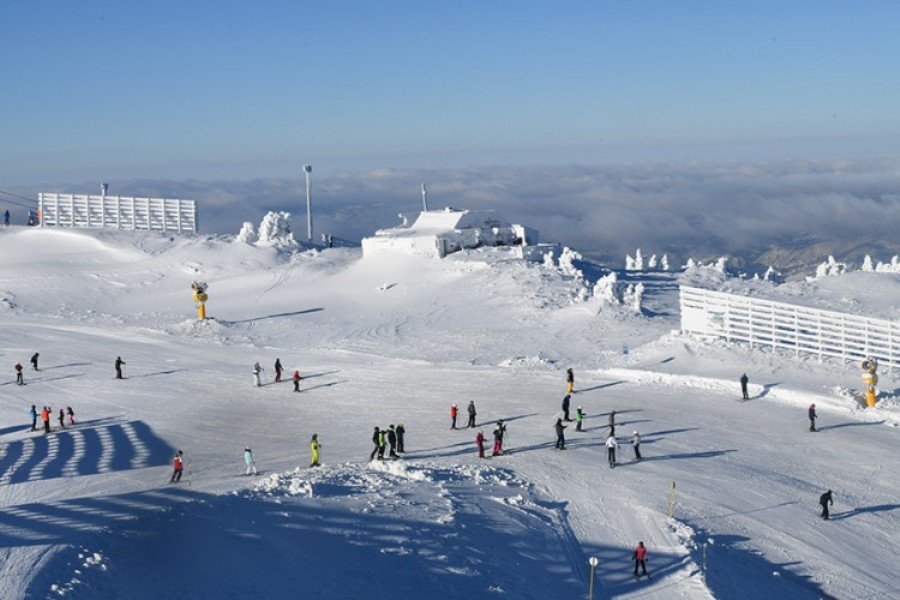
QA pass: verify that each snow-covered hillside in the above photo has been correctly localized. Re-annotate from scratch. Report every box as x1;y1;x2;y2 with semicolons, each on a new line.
0;227;896;599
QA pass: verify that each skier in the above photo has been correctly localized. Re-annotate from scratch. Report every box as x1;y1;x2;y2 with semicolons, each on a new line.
554;418;567;450
396;423;406;453
30;352;39;371
575;407;585;432
41;406;51;434
740;373;749;400
606;433;618;468
808;403;817;432
3;210;8;226
310;434;321;467
274;358;283;382
608;410;617;436
387;425;398;458
369;427;382;461
57;409;65;430
243;447;258;475
66;406;75;426
632;541;649;578
115;356;125;379
252;362;262;387
562;394;572;421
632;431;642;460
292;370;301;392
492;421;505;456
378;429;386;460
450;404;459;429
467;401;477;428
476;430;486;458
170;450;184;483
566;368;574;394
820;489;833;520
15;362;24;385
29;405;37;432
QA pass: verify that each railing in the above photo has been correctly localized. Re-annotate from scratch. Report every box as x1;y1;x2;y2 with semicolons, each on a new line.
680;286;899;370
38;193;197;234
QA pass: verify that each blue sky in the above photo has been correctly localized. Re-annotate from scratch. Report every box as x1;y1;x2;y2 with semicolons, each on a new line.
2;1;899;184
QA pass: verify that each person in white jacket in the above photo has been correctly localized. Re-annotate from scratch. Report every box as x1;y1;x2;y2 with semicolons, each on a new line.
632;431;642;461
244;447;258;475
252;362;262;387
605;434;618;468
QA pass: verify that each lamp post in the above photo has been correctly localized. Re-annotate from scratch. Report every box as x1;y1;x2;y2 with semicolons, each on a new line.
303;164;313;243
588;556;599;600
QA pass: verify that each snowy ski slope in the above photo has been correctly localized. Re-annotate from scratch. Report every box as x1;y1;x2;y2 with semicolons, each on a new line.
0;227;896;599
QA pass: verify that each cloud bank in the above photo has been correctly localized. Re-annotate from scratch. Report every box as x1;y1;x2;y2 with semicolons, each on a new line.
31;158;900;270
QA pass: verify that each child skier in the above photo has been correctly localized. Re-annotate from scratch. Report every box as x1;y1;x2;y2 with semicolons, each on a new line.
170;450;184;483
632;431;642;460
244;447;258;475
566;368;574;393
293;370;301;392
476;430;486;458
67;406;75;426
633;542;649;578
310;434;321;467
575;407;585;432
606;433;618;468
57;409;65;430
450;404;458;429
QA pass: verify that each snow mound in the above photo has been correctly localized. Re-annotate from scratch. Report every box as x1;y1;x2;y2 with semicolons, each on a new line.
165;318;234;342
497;354;556;369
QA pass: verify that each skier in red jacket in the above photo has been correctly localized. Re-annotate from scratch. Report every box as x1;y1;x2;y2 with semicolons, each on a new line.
475;430;485;458
292;370;301;392
633;541;649;578
170;450;184;483
450;404;458;429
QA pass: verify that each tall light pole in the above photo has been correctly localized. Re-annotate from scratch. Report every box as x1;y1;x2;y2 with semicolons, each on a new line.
421;183;428;212
303;164;313;242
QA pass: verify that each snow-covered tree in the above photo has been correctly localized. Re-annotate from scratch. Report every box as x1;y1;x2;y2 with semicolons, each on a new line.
634;249;644;271
558;247;583;279
648;254;658;269
542;250;556;268
236;222;258;244
625;254;636;271
875;256;900;273
592;272;622;304
713;257;728;274
621;282;644;313
257;211;298;248
661;254;670;271
762;266;783;283
683;258;697;270
861;255;874;272
813;255;847;279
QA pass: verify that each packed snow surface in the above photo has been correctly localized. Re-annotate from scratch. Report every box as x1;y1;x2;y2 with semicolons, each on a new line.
0;227;896;599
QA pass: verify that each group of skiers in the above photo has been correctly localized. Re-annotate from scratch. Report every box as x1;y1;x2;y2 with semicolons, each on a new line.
369;424;406;460
30;404;75;434
741;374;824;433
252;359;303;391
450;401;478;429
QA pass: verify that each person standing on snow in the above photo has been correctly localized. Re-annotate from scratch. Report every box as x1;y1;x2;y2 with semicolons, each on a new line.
310;434;321;467
170;450;184;483
554;418;567;450
115;356;125;379
476;430;486;458
608;410;617;437
566;368;575;394
41;406;51;434
3;210;9;227
492;420;506;456
740;373;749;400
30;353;39;371
274;358;283;382
809;403;817;432
377;429;387;460
396;424;406;453
387;425;398;458
243;447;258;475
450;404;459;429
15;362;24;385
632;431;642;460
467;401;477;428
57;409;66;430
29;405;38;432
369;427;382;461
575;407;585;431
820;489;833;520
633;542;649;578
606;433;618;468
562;394;572;421
252;362;263;387
292;370;301;392
66;406;75;426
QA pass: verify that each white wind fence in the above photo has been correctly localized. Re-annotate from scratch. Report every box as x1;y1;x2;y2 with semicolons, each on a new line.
680;286;899;371
38;193;197;234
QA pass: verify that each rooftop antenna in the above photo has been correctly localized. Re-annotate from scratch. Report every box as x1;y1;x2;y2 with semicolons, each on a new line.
303;164;313;242
421;183;428;212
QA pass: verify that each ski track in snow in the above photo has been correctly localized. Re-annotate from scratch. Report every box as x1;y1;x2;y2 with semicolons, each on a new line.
0;228;895;599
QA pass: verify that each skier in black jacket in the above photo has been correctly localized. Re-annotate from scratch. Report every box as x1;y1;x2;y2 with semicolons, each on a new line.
396;424;406;453
562;394;572;421
467;401;477;428
369;427;381;461
554;418;567;450
740;373;749;400
115;356;125;379
820;490;833;520
387;425;398;458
